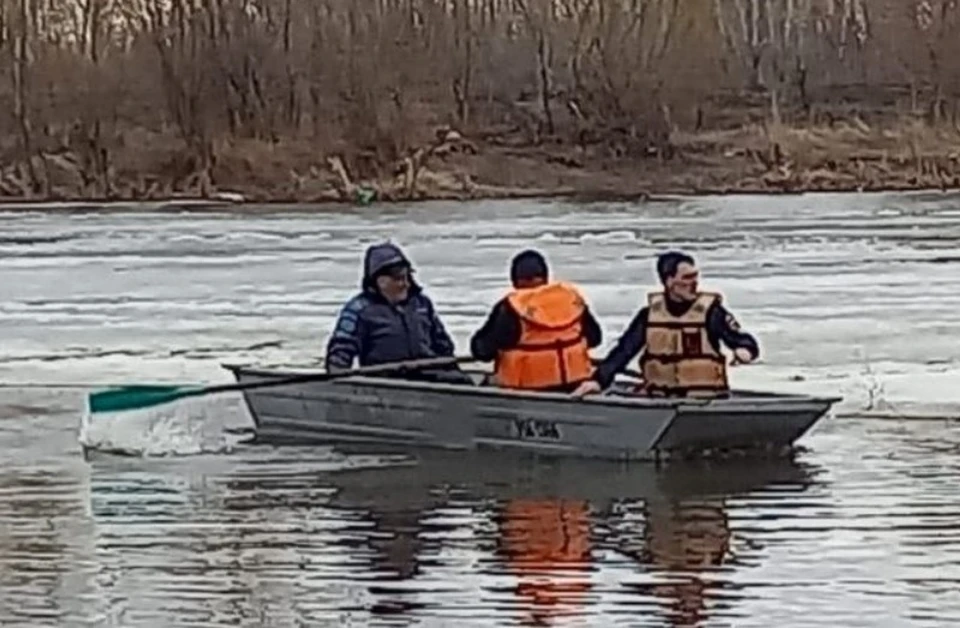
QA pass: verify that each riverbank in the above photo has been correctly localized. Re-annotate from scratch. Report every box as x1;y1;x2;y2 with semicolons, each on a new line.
2;118;959;206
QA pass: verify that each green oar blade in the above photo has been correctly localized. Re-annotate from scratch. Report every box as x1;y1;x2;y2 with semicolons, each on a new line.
87;385;206;414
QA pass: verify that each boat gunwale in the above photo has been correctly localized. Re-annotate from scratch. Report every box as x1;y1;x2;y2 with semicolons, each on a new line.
222;363;843;409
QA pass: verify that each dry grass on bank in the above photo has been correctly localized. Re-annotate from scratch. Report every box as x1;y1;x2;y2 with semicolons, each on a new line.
2;116;960;204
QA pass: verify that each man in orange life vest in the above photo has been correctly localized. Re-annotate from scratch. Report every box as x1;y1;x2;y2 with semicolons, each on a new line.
573;250;758;398
470;249;603;392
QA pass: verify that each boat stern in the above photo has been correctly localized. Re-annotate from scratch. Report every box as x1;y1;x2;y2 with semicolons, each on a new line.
649;393;841;455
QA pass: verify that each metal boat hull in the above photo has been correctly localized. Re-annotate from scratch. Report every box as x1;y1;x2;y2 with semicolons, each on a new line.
224;365;840;461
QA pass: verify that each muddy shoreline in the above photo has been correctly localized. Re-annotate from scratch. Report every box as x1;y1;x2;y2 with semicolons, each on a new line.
1;182;956;213
1;178;957;212
3;121;959;209
1;186;958;215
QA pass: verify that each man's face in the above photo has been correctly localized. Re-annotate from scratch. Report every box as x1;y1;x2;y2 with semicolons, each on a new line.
666;262;699;302
375;265;411;304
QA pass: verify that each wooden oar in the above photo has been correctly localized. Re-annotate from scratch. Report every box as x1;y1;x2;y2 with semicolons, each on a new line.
87;356;475;415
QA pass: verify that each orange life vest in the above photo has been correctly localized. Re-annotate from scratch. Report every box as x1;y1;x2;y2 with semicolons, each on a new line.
640;292;729;397
495;281;593;389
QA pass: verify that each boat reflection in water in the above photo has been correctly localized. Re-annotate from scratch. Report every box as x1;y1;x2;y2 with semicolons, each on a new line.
81;445;818;625
326;448;817;626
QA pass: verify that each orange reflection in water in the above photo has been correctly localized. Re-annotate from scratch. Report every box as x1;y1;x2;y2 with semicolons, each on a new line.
498;498;594;625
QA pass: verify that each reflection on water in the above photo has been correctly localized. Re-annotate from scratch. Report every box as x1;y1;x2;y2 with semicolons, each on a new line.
104;449;808;627
0;465;96;626
3;408;960;626
3;194;960;625
642;498;731;626
498;498;592;625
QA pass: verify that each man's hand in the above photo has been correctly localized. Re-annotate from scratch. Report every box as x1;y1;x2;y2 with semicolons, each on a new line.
572;380;602;398
730;347;755;366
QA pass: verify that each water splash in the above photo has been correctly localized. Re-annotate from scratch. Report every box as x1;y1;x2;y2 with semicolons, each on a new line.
78;393;253;457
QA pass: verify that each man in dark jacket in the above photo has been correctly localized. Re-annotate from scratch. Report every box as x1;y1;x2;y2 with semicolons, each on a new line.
573;250;759;398
470;249;603;392
325;242;469;384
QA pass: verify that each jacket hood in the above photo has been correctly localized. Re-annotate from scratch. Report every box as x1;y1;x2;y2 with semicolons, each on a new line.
361;242;422;295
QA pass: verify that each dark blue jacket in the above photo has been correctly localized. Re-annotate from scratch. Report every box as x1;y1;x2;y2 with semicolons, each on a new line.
324;243;457;370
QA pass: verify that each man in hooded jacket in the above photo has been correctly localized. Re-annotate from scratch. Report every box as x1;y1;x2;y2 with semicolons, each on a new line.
325;242;470;384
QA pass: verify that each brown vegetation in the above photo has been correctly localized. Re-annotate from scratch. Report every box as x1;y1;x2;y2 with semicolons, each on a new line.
1;0;960;203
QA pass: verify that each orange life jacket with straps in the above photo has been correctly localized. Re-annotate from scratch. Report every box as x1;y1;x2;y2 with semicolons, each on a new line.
495;281;593;389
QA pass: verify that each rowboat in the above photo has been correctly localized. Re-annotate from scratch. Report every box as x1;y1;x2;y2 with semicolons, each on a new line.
223;363;841;461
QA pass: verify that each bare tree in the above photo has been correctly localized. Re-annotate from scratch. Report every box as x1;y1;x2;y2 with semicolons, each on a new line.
1;0;958;200
9;0;40;193
908;0;960;123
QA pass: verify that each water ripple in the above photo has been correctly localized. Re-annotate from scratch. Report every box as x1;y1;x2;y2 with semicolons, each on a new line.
4;409;960;626
2;195;960;625
2;194;960;416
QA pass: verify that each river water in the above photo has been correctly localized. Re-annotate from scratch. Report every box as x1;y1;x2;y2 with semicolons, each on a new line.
2;192;960;626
